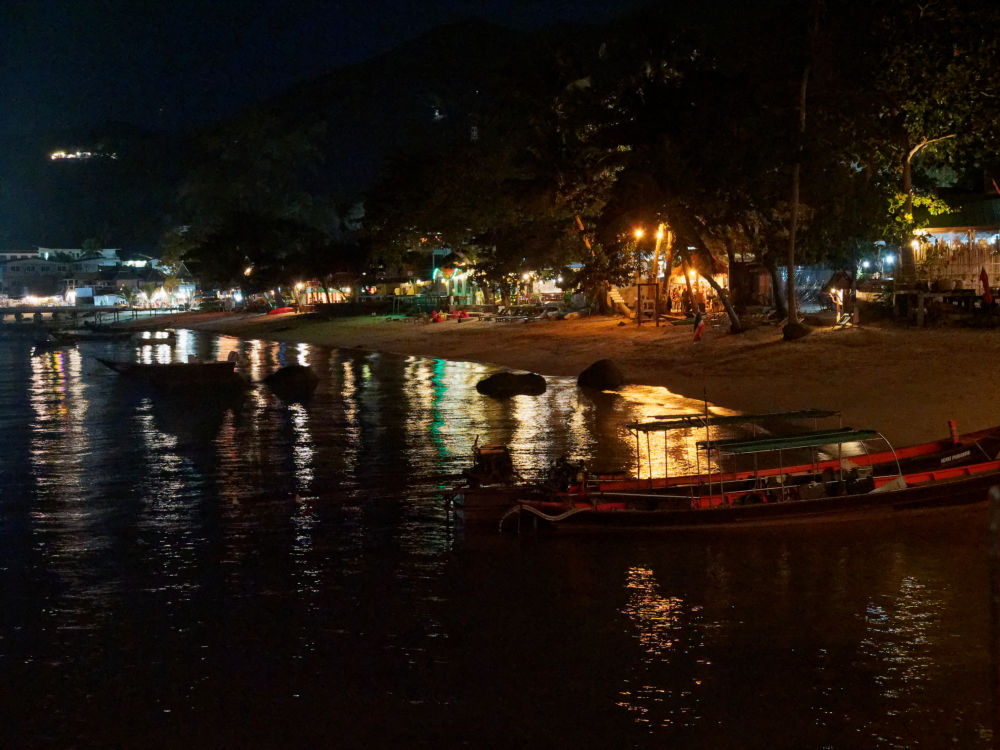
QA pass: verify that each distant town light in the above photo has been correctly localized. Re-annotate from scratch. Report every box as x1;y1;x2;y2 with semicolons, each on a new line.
49;149;116;161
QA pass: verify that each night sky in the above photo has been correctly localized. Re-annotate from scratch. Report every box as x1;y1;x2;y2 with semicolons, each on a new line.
2;0;648;135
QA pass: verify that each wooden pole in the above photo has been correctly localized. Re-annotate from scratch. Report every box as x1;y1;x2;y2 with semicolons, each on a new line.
651;223;665;283
663;230;675;313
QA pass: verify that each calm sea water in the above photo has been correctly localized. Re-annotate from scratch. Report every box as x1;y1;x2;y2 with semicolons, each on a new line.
0;329;996;749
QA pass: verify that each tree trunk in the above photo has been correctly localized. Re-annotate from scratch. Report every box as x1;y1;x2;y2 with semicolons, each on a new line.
763;256;788;319
783;59;810;341
787;158;801;321
899;150;917;283
700;268;743;332
662;193;744;332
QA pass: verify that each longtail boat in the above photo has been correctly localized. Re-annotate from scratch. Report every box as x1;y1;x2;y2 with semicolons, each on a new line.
96;356;245;390
452;413;1000;531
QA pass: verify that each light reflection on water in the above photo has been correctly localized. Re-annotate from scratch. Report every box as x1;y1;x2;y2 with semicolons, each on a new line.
618;566;707;730
0;330;995;748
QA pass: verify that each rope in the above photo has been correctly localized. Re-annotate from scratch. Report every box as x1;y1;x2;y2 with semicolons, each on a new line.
499;503;594;532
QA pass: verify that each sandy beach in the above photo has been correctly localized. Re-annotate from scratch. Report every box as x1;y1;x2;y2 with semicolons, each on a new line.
126;309;1000;445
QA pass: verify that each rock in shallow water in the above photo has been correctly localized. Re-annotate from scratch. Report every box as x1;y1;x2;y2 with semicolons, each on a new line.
475;371;547;398
577;359;624;390
264;364;319;401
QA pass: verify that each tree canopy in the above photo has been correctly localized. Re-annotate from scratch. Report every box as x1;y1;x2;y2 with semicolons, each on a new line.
171;1;1000;326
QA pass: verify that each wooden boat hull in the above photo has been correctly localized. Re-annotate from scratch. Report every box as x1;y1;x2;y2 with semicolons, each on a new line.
455;427;1000;522
97;357;243;389
501;463;1000;532
63;329;132;341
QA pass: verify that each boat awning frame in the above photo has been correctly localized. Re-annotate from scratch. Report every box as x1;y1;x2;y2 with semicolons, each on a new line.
698;428;882;455
625;409;840;433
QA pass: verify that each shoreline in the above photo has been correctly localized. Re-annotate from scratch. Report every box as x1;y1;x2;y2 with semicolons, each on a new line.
123;309;1000;446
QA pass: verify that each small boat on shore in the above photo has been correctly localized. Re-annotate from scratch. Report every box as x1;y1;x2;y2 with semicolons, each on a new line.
453;413;1000;532
96;355;245;390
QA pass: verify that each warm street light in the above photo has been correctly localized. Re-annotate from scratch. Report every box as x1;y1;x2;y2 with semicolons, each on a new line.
634;228;644;240
651;223;668;282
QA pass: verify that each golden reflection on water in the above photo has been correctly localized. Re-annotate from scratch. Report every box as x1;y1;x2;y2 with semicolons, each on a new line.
860;572;939;699
403;356;473;468
338;354;361;488
614;385;739;480
213;403;243;506
293;342;310;367
242;339;267;382
28;347;121;620
617;565;706;729
287;401;315;494
29;348;88;504
506;386;590;477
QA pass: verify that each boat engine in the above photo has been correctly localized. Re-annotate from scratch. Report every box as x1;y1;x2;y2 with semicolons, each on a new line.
545;455;585;491
462;442;516;486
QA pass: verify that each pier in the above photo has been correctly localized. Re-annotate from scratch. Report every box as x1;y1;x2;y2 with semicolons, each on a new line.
0;305;188;326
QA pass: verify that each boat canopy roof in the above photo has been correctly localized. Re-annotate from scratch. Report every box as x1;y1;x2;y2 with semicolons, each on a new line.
697;428;882;455
626;409;840;433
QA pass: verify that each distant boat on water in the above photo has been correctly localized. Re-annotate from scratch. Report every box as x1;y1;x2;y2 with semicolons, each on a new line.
96;353;245;390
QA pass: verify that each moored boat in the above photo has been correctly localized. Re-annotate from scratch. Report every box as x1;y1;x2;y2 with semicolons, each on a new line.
453;414;1000;532
96;355;245;390
62;328;132;341
501;461;1000;532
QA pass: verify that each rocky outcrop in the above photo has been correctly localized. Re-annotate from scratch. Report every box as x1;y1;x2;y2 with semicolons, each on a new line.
264;364;319;401
475;371;547;398
577;359;624;390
